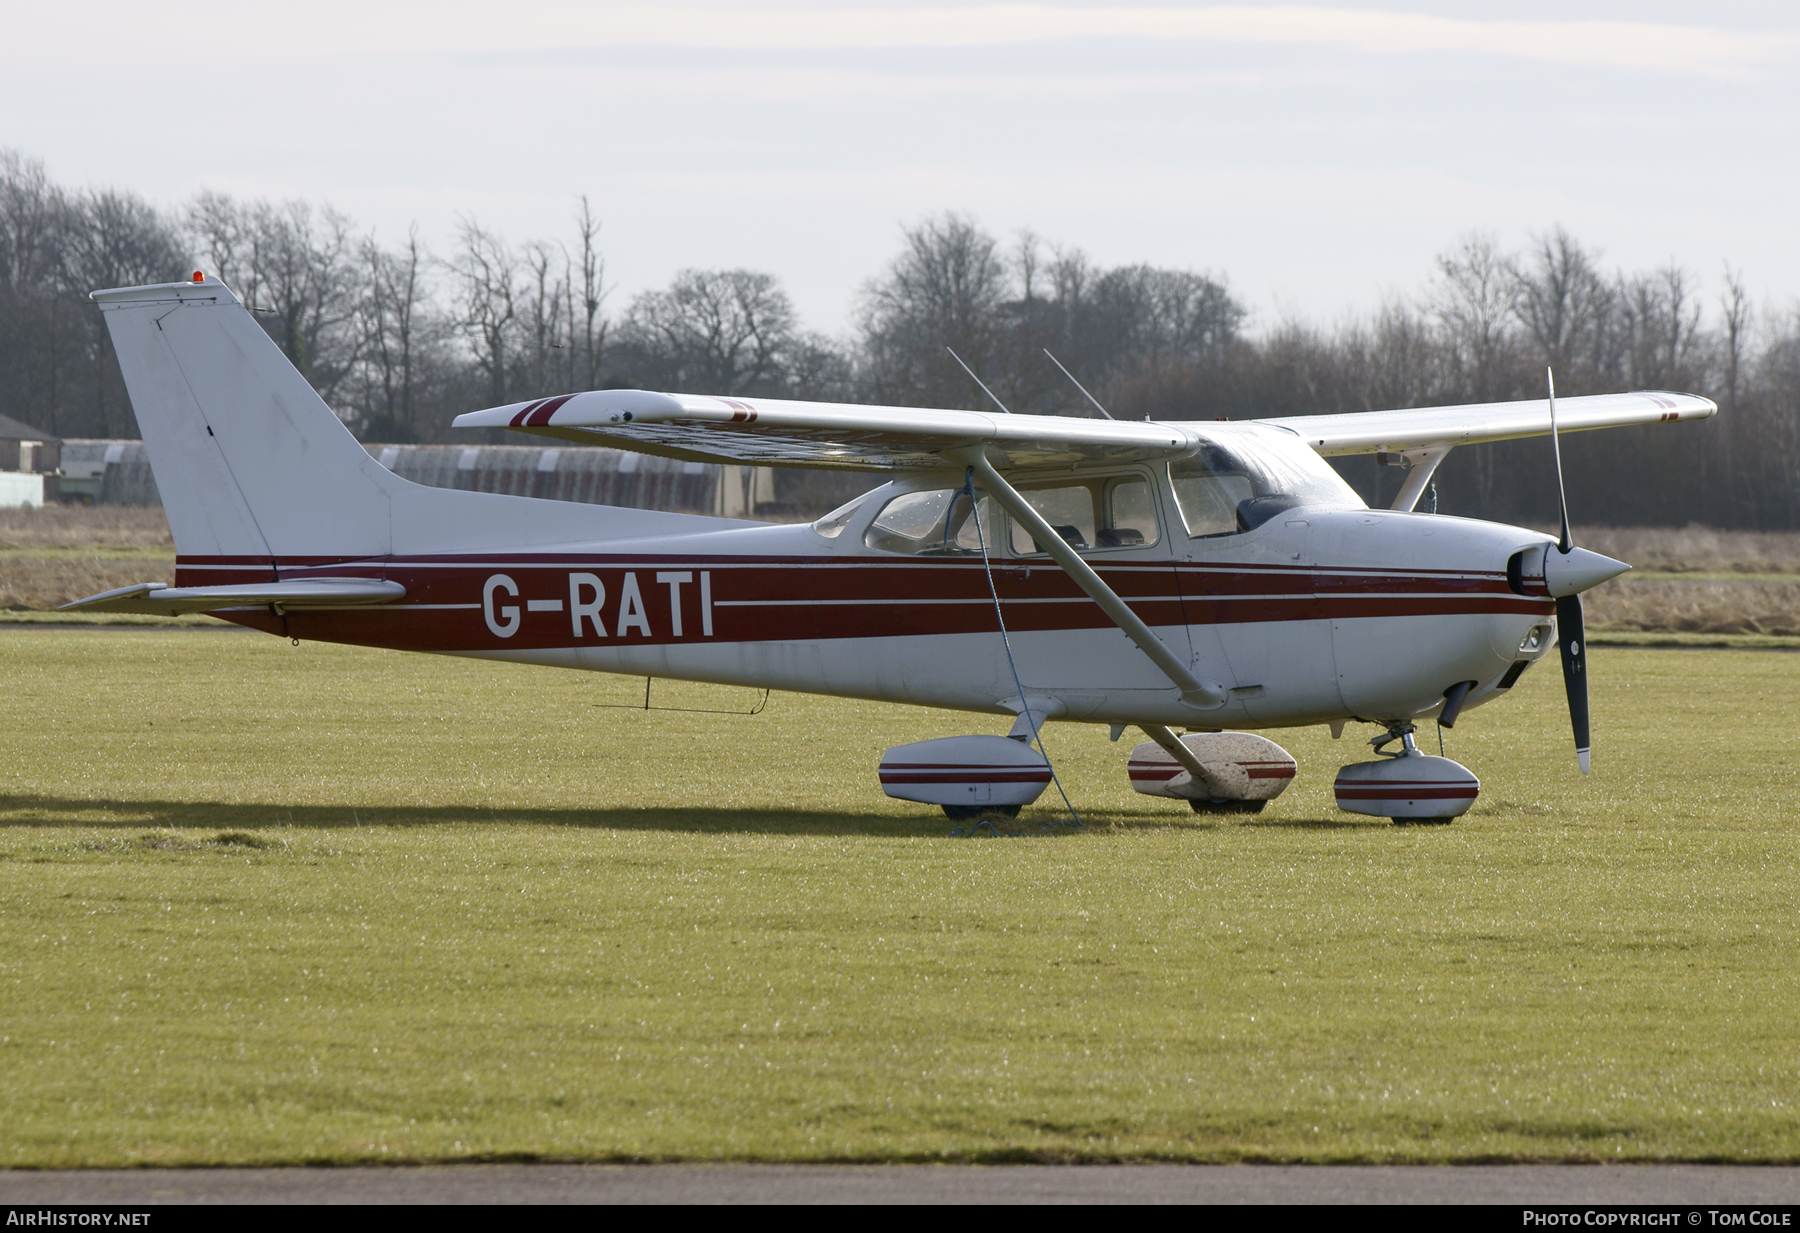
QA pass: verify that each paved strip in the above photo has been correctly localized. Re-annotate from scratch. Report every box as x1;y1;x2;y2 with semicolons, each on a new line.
3;1164;1800;1205
0;623;248;632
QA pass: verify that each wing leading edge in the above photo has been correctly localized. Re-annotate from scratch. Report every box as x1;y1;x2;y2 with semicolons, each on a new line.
452;390;1194;471
452;388;1716;471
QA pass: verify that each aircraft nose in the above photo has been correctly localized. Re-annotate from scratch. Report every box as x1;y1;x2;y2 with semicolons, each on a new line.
1542;545;1630;598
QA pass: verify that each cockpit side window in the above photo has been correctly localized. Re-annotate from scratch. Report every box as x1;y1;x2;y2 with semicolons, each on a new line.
1169;453;1250;538
862;474;1162;557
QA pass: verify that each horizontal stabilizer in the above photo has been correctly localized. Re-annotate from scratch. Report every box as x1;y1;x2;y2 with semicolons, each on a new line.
60;578;406;615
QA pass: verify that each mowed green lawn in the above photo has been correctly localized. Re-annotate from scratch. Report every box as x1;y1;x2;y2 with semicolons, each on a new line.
2;628;1797;1165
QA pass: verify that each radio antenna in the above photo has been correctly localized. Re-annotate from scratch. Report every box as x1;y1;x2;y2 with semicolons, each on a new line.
945;347;1012;414
1042;349;1115;420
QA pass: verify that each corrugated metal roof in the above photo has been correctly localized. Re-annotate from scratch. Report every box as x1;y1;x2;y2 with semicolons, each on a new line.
0;413;59;443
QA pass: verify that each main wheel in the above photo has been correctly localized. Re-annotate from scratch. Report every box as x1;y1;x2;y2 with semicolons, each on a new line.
1391;816;1455;826
942;804;1021;820
1188;799;1266;815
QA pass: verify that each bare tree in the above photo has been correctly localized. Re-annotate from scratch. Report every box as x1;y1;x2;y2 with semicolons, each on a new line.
186;193;363;405
619;269;799;395
567;197;608;391
449;220;520;408
1;153;185;438
520;239;569;394
1338;301;1447;413
1720;266;1751;414
1617;262;1704;389
1431;233;1521;403
355;227;439;440
1513;227;1611;386
859;213;1009;408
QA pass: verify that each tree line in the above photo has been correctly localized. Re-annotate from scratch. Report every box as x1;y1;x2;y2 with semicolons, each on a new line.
4;148;1797;528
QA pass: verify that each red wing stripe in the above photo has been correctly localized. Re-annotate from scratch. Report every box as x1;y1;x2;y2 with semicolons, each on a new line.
509;399;548;427
526;394;576;427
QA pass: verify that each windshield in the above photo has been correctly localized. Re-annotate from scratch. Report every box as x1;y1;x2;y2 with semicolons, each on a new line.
1170;426;1362;537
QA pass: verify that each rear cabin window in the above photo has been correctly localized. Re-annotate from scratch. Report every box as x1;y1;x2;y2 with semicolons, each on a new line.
862;476;1159;557
1005;476;1160;555
863;489;997;556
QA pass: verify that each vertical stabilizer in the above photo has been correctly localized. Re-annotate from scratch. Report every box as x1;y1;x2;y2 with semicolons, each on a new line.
92;276;396;559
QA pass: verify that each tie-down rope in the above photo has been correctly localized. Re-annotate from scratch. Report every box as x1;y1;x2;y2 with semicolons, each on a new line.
953;467;1084;833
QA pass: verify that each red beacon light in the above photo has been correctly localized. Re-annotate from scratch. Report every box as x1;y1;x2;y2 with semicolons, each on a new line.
191;271;205;283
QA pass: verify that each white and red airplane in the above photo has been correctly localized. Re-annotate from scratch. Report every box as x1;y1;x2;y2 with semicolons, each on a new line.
66;274;1715;823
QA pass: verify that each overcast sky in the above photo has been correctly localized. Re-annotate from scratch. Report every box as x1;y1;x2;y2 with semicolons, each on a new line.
7;1;1796;335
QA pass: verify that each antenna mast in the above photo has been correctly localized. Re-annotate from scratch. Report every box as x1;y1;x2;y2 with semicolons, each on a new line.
945;347;1012;414
1042;349;1115;420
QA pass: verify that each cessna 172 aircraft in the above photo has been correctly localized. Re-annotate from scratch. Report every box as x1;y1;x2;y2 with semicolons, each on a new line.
66;273;1715;823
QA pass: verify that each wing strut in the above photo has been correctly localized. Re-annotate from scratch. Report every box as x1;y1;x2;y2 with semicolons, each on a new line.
1388;447;1451;512
952;450;1227;710
1140;723;1216;785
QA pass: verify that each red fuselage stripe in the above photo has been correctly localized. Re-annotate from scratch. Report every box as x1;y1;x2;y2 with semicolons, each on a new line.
179;553;1554;654
879;771;1054;784
1333;786;1479;800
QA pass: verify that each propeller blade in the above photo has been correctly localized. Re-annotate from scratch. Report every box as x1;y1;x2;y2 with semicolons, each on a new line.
1540;365;1569;554
1557;593;1591;774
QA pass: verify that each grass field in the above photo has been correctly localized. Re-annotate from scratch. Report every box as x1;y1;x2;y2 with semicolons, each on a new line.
2;628;1798;1166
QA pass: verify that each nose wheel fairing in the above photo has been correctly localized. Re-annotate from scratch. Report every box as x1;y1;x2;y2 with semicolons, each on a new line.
1334;726;1480;823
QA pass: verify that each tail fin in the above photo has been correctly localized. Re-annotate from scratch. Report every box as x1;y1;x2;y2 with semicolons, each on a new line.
93;275;397;559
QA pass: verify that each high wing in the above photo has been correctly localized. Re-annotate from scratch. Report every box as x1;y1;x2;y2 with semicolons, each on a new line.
452;387;1716;470
1261;390;1716;455
452;390;1196;470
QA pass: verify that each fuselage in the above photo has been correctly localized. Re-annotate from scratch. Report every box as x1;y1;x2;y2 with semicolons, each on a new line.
195;448;1560;732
